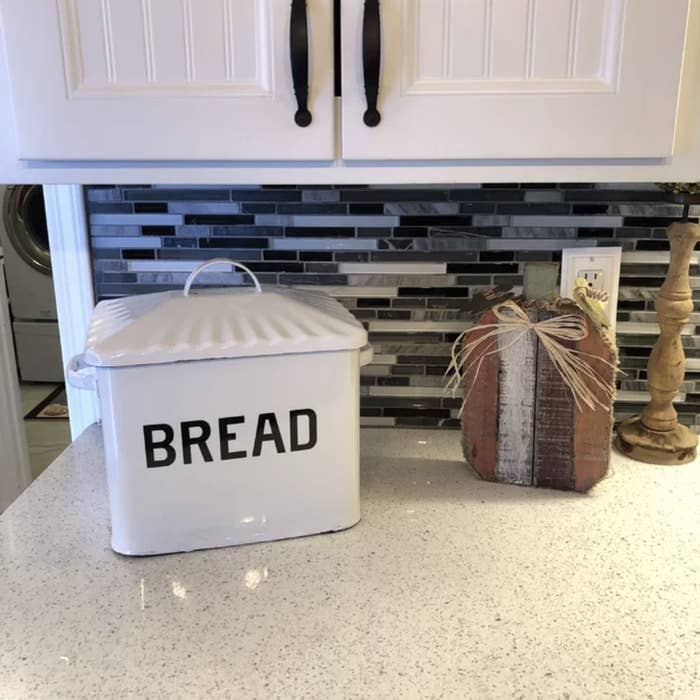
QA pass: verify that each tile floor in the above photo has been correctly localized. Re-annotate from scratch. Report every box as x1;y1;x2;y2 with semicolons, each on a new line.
20;382;71;480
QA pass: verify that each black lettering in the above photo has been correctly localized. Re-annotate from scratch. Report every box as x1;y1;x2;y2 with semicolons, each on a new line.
252;413;286;456
143;424;176;469
219;416;247;460
290;409;317;452
181;420;213;465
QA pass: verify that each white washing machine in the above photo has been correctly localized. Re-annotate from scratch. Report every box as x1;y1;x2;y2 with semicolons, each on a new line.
0;185;63;383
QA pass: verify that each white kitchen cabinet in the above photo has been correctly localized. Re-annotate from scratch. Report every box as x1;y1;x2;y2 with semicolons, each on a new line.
0;0;335;160
341;0;691;160
0;0;695;167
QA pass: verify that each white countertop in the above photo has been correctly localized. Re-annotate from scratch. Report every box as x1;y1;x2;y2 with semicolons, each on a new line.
1;425;699;699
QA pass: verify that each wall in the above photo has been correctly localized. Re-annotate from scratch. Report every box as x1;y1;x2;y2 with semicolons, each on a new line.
0;262;31;511
86;184;700;432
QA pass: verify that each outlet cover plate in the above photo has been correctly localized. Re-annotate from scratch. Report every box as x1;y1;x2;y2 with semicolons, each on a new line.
560;246;622;330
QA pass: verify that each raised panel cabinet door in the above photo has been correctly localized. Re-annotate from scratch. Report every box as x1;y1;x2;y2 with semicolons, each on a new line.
0;0;334;160
341;0;690;160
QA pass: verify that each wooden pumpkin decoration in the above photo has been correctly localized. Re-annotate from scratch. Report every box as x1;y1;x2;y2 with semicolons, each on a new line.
448;294;617;493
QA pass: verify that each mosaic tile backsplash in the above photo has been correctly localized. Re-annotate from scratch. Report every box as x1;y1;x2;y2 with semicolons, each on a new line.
86;184;700;432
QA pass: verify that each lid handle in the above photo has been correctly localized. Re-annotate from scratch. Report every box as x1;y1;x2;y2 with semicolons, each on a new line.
183;258;263;297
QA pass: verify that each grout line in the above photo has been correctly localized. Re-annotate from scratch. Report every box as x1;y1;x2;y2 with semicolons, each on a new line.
483;0;493;79
525;0;536;79
100;0;116;83
566;0;580;79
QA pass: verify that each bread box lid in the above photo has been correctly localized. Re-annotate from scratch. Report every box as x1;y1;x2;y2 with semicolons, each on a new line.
82;259;368;368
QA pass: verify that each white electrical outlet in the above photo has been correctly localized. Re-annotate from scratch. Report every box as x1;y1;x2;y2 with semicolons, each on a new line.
579;270;605;291
560;247;622;330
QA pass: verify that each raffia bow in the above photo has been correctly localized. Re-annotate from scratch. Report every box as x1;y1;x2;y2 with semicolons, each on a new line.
446;300;617;415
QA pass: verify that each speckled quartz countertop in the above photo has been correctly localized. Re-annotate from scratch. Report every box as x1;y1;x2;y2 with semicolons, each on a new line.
1;426;699;699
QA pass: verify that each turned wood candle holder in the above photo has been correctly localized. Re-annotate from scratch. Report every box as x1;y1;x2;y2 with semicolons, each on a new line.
616;219;700;464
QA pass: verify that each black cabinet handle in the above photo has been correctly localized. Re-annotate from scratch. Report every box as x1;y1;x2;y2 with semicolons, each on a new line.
362;0;381;127
290;0;311;127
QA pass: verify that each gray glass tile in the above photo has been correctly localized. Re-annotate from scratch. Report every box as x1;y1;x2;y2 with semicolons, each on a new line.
497;203;571;215
340;189;449;202
384;202;460;215
90;214;184;226
229;189;301;202
92;237;161;249
91;225;142;237
158;249;262;261
302;189;340;202
500;227;578;239
271;238;378;250
125;188;230;201
86;188;123;202
510;215;624;227
523;190;563;203
87;203;133;214
276;204;348;215
168;202;242;214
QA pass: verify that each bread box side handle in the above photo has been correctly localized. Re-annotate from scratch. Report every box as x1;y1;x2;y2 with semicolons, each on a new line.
66;354;97;391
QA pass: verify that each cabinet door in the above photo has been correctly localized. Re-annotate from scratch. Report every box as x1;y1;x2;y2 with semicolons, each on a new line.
0;0;334;160
341;0;690;160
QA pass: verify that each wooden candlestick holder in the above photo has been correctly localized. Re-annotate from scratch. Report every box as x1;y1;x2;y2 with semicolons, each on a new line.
616;221;700;464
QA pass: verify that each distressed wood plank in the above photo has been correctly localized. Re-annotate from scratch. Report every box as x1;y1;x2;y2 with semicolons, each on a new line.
533;309;575;490
495;309;536;485
574;316;615;492
461;309;500;481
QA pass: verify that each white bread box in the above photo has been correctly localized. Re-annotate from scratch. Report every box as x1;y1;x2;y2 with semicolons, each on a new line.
68;259;372;556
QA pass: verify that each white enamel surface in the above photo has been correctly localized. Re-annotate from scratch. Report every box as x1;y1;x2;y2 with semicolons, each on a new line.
83;286;367;367
97;350;361;555
66;354;97;391
1;427;699;697
341;0;689;159
0;0;335;159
